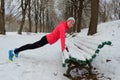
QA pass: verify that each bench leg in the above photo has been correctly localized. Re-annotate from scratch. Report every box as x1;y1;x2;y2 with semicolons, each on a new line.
64;62;73;79
64;60;95;79
87;60;93;75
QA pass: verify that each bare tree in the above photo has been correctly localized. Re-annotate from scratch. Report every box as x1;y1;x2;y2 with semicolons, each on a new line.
88;0;99;35
99;0;108;22
77;0;84;32
112;0;120;19
28;0;32;32
0;0;5;34
18;0;28;34
64;0;86;33
37;0;50;32
99;0;120;22
33;0;39;33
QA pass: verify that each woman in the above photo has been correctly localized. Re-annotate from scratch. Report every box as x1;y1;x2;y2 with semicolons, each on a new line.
9;17;75;61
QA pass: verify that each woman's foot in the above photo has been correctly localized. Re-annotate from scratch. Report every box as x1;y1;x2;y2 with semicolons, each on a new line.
8;49;19;61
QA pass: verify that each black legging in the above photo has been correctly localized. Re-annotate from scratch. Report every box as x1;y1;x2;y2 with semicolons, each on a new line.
14;36;48;54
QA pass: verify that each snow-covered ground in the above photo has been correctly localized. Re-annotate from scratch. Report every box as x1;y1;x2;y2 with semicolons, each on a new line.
0;20;120;80
0;33;68;80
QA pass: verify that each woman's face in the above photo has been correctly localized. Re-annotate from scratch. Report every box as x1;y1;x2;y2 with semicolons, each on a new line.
67;21;74;28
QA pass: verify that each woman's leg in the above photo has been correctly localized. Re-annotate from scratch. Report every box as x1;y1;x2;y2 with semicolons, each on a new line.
14;36;48;54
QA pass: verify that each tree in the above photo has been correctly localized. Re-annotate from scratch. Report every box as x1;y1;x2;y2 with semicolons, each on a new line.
18;0;28;34
37;0;50;32
28;0;32;32
0;0;5;34
112;0;120;20
77;0;84;32
33;0;39;33
64;0;85;33
88;0;99;35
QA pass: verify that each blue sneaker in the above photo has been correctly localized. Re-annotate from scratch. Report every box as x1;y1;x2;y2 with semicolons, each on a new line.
8;50;14;61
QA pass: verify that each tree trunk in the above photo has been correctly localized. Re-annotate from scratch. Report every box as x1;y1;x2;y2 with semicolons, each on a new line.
46;9;49;32
43;10;45;32
18;0;28;34
28;0;32;32
34;0;38;33
72;5;77;32
88;0;99;35
77;0;84;32
18;10;26;34
39;9;42;32
0;0;5;35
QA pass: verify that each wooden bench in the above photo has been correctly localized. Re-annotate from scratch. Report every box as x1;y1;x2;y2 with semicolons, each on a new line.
62;34;112;79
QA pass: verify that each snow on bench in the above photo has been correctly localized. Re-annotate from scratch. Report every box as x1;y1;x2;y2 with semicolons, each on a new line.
63;35;112;79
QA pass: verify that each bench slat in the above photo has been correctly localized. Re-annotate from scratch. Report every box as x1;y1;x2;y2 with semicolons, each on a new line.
72;37;98;51
70;39;96;58
66;41;86;61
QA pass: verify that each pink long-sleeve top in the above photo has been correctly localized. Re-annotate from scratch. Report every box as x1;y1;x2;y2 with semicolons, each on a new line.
46;21;69;51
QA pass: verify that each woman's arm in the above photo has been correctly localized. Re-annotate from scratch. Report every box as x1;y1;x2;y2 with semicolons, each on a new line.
60;26;66;52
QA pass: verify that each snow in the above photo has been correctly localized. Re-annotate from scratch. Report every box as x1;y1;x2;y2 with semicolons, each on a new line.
0;33;68;80
0;20;120;80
